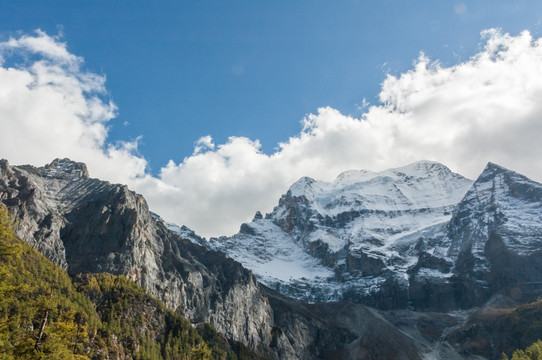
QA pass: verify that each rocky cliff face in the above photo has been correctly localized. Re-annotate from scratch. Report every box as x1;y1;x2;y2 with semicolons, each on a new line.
0;158;276;354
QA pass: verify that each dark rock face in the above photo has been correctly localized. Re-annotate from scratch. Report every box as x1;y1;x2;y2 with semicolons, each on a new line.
440;295;542;360
345;249;387;276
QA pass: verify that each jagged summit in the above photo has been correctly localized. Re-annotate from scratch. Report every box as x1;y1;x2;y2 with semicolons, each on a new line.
484;161;508;171
252;211;263;221
15;158;90;180
43;158;90;178
476;161;516;181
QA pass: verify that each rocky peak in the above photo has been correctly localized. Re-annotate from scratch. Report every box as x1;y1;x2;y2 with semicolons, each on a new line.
0;159;16;182
17;158;90;182
477;162;542;201
477;161;511;180
253;210;263;220
42;158;90;179
421;162;542;309
286;176;321;201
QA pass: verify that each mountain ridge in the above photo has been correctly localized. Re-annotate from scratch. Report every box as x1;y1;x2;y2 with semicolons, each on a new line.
205;160;542;312
3;157;542;359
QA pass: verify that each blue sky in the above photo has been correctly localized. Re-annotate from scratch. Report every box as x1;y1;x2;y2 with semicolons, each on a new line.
2;1;542;236
2;1;542;174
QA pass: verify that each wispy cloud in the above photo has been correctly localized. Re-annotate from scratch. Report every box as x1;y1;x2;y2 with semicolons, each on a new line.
1;29;542;237
454;3;467;16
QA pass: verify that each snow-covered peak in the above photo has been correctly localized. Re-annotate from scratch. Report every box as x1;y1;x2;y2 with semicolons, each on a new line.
476;162;514;182
461;161;542;206
383;160;453;176
333;161;462;188
287;176;327;200
283;161;471;217
334;169;378;186
333;161;457;183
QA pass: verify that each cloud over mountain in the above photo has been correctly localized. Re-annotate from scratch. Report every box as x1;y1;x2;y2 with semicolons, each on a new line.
1;29;541;237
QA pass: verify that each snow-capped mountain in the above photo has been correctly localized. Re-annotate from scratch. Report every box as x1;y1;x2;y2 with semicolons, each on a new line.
205;161;542;310
206;161;471;303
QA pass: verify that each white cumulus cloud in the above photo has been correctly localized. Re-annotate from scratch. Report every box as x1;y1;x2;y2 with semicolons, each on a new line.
0;29;148;186
1;29;542;238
